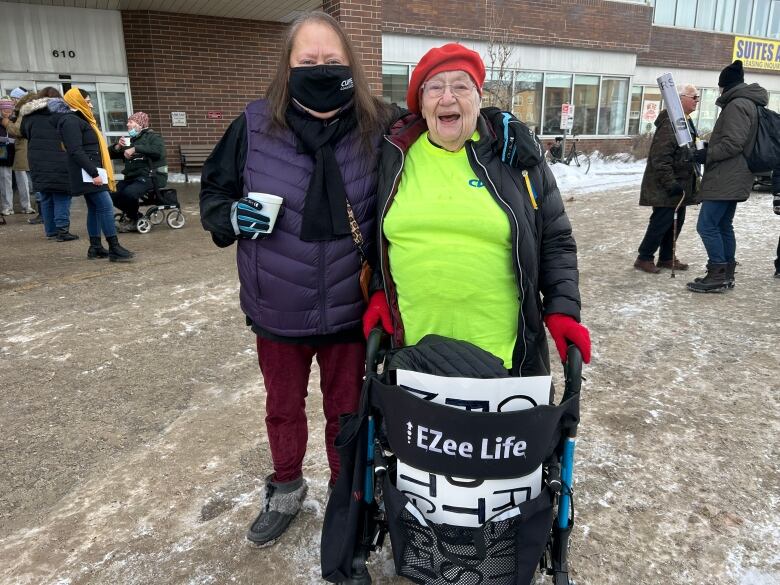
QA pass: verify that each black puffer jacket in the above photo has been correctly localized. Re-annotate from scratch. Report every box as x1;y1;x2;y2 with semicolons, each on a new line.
375;113;581;376
20;98;71;194
58;110;106;195
639;109;698;207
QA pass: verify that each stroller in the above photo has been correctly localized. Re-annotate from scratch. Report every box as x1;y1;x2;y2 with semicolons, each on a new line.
113;160;185;234
322;332;583;585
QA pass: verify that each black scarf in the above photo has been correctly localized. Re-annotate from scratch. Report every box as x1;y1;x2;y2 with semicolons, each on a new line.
286;104;358;241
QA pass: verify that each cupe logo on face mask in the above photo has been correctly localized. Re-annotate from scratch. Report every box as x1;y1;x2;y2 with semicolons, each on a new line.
341;77;354;91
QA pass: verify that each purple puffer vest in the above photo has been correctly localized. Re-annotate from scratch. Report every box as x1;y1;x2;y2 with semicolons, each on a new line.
237;99;379;337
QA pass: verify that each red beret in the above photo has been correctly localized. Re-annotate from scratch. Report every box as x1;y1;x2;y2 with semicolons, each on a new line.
406;43;486;114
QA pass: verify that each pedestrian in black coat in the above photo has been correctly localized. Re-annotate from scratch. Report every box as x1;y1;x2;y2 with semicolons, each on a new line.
20;92;75;239
60;87;134;261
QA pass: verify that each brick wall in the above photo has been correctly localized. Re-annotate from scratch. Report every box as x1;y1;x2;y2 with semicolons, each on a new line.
122;11;286;172
383;0;653;54
325;0;383;95
637;26;734;70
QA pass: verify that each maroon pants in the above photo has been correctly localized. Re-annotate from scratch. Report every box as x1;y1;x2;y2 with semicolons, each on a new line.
256;337;365;484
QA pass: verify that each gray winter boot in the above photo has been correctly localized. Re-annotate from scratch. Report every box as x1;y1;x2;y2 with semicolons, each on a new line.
246;474;307;547
687;263;729;293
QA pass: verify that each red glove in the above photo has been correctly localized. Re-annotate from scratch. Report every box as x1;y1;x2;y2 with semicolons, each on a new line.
362;291;394;339
544;313;591;364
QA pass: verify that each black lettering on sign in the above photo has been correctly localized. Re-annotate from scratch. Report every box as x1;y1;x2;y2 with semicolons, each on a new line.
52;49;77;59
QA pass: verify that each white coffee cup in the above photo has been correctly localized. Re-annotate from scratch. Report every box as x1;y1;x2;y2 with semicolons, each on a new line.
246;192;284;233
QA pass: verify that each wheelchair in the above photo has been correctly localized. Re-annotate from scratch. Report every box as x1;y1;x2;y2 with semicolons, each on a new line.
113;164;185;234
322;331;583;585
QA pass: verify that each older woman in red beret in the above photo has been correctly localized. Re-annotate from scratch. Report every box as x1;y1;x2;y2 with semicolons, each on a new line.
363;43;591;374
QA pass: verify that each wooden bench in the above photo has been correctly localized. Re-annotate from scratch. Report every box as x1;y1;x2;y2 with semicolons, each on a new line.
179;144;214;183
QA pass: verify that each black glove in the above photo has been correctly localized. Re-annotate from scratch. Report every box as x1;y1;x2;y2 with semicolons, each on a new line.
668;183;685;198
235;197;270;239
482;107;544;168
692;147;707;165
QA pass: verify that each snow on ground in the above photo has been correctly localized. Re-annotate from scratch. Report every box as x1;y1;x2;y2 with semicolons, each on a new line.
549;152;647;194
1;160;778;585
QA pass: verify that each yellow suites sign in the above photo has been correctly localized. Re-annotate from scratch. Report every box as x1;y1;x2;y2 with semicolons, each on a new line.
733;36;780;71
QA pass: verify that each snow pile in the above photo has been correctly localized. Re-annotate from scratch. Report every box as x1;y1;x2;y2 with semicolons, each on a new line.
550;154;647;196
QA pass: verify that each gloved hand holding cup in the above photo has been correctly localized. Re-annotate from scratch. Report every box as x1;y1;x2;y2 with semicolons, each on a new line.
235;192;283;239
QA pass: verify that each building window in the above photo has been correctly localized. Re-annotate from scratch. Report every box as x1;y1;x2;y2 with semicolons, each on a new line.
102;92;129;133
483;70;514;111
598;78;629;135
770;1;780;38
572;75;599;135
628;85;643;135
696;0;718;29
653;0;677;25
382;64;409;109
733;0;753;33
768;91;780;112
696;88;720;135
676;1;697;27
543;73;572;136
715;0;736;32
640;87;663;134
750;0;772;36
513;72;543;135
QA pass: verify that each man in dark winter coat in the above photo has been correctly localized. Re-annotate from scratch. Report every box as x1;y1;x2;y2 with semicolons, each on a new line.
634;84;700;274
20;94;77;240
688;60;768;292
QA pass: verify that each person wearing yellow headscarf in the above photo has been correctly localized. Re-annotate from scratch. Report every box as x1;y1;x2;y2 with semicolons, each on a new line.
60;87;134;262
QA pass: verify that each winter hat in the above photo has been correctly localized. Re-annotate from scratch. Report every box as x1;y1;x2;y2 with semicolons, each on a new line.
0;96;14;110
718;60;744;91
10;87;28;100
406;43;486;114
127;111;150;128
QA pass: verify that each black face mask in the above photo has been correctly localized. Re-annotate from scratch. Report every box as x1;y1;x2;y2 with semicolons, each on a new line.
289;65;354;113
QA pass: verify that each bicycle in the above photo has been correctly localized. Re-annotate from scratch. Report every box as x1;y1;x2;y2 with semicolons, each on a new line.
545;135;591;174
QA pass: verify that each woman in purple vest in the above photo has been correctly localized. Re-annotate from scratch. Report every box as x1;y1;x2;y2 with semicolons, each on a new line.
200;12;391;547
200;11;527;547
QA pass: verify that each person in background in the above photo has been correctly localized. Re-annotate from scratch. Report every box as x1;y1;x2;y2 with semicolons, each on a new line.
688;60;767;293
0;96;34;215
773;168;779;278
20;87;74;240
0;88;35;217
634;84;700;274
363;44;591;384
60;88;134;261
110;111;168;232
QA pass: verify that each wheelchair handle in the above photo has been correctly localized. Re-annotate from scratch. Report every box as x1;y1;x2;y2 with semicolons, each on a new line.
365;328;385;375
561;343;583;404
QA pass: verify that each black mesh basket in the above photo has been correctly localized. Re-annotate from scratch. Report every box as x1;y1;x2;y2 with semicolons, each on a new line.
383;476;553;585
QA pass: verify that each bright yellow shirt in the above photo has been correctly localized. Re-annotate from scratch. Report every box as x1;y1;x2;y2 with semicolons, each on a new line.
384;132;519;368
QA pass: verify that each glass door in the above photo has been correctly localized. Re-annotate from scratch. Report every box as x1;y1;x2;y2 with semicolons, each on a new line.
96;83;131;140
1;80;34;98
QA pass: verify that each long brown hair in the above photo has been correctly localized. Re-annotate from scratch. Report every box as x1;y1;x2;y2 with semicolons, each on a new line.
266;11;391;152
37;86;62;99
